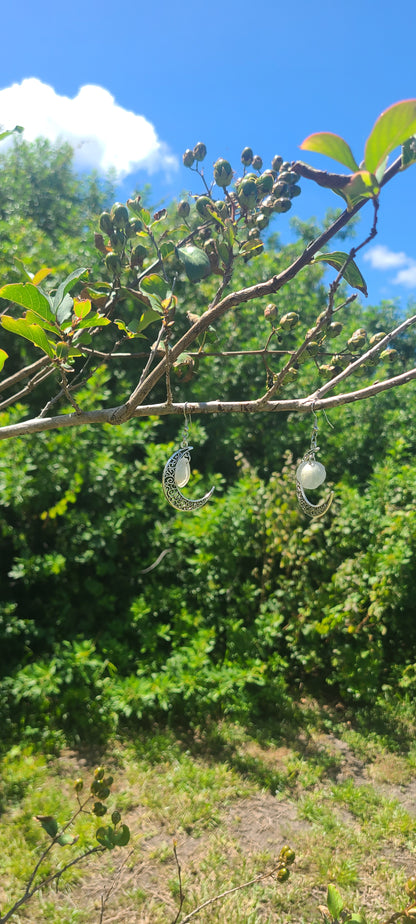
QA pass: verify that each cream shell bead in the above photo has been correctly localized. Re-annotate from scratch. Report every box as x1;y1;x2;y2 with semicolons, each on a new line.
174;455;191;488
296;459;326;489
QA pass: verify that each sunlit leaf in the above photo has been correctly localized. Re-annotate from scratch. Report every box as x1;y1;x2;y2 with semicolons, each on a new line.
0;349;8;371
32;267;54;287
137;307;162;332
364;99;416;173
177;245;211;283
140;274;169;299
56;833;79;846
401;135;416;170
313;251;367;295
0;283;54;321
340;171;379;211
76;313;111;329
300;132;359;171
73;299;92;319
14;259;33;282
1;316;56;357
25;310;58;334
0;125;23;142
327;884;344;920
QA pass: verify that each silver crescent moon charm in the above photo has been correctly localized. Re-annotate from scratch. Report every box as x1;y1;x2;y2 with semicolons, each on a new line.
163;446;215;512
296;453;334;519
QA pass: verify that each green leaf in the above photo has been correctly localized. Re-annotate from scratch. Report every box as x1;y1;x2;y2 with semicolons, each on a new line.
35;815;59;838
0;349;8;371
56;833;79;846
76;313;111;329
137;307;162;332
176;245;211;283
52;267;89;314
364;99;416;173
300;132;359;171
14;258;34;282
160;240;175;259
73;299;91;319
334;171;379;212
96;825;116;849
327;884;344;920
401;135;416;170
1;316;56;357
25;310;58;334
140;274;169;299
56;293;73;325
138;208;151;226
0;125;23;143
0;283;54;322
313;251;367;295
114;823;130;847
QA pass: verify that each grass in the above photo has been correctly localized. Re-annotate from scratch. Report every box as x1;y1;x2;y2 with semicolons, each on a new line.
1;702;415;923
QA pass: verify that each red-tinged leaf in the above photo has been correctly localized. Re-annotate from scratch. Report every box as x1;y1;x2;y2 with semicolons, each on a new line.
1;316;55;357
73;298;92;319
365;99;416;173
0;283;54;322
300;132;359;171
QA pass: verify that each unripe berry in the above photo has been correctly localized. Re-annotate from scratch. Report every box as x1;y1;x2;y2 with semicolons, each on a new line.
214;158;233;187
183;149;195;167
251;154;263;170
111;203;129;229
241;146;253;166
177;200;191;218
272;155;283;172
193;142;207;162
280;312;299;330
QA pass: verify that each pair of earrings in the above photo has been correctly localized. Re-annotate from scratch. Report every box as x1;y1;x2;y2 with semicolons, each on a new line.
162;411;332;518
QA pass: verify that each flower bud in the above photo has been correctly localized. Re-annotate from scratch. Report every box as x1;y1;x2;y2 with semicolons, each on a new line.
272;155;283;172
251;155;263;171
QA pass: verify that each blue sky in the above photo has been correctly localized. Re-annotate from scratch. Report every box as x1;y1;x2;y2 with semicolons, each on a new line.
1;0;415;308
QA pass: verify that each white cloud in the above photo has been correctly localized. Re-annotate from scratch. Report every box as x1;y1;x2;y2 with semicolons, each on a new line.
363;244;416;288
393;265;416;287
363;244;409;270
0;78;178;179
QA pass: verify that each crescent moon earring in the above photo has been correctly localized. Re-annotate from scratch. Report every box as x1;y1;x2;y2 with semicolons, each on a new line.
162;409;215;512
296;411;334;519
